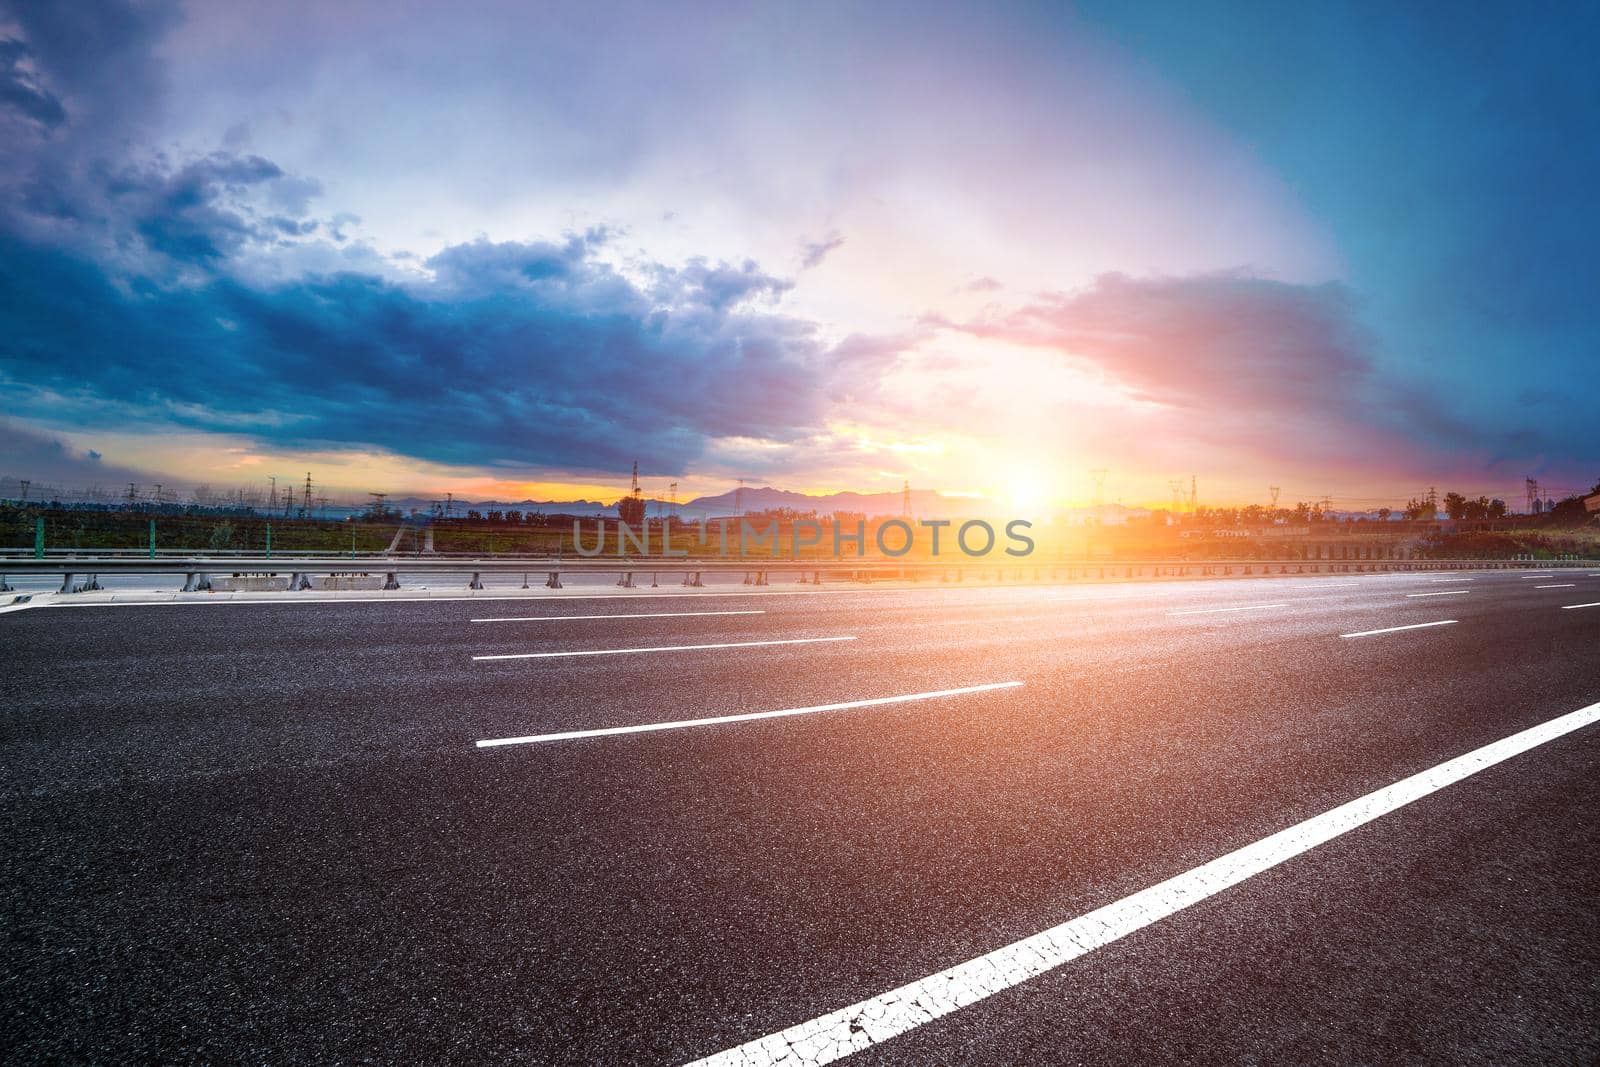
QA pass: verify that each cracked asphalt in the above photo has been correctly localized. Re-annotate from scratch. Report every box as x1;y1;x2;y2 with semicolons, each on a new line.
3;569;1599;1063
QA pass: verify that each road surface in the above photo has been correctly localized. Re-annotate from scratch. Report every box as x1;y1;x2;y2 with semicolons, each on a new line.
4;569;1599;1063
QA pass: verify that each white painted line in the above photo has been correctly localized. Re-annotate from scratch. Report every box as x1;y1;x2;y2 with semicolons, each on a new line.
1165;603;1288;616
476;681;1024;746
1561;602;1600;610
1535;584;1576;590
1427;578;1474;583
471;609;766;623
1517;574;1555;578
689;699;1600;1067
1341;620;1457;638
471;635;855;661
1405;590;1469;598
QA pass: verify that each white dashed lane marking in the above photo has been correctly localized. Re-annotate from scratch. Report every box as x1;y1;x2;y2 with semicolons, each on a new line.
1165;603;1288;616
475;681;1023;746
472;635;855;661
1340;620;1457;638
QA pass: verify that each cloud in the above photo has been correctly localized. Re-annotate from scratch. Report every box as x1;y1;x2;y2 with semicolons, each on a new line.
799;232;845;270
0;0;177;143
951;271;1501;472
0;225;833;478
0;419;148;490
978;272;1371;411
0;37;66;129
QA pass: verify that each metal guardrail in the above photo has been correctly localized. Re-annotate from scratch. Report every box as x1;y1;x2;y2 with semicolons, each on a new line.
0;554;1593;595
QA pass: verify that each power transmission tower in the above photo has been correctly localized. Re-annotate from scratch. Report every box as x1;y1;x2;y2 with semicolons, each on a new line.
1525;477;1540;514
268;476;278;514
18;479;30;504
152;483;163;505
126;483;138;508
1268;486;1280;511
1168;479;1184;515
301;473;314;519
1188;474;1197;513
902;479;911;518
1089;468;1108;523
368;492;388;517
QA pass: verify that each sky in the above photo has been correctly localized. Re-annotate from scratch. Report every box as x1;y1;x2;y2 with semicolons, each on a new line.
1;0;1597;510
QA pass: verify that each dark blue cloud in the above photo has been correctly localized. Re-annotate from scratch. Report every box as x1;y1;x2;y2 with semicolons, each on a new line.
0;225;827;476
0;37;66;129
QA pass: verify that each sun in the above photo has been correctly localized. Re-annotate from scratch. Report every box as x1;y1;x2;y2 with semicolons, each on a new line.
1004;466;1054;514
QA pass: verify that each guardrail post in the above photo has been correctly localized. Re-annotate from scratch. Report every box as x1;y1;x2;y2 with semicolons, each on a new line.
651;573;659;588
469;572;484;590
385;572;401;590
182;572;211;592
756;571;768;586
0;575;10;592
59;572;75;593
617;572;634;588
290;572;312;591
546;571;563;589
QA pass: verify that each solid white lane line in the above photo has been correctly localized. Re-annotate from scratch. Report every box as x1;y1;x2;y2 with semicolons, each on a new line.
1562;602;1600;610
470;609;766;623
1165;603;1288;616
1340;620;1457;638
1428;578;1474;583
475;681;1024;746
688;699;1600;1067
1517;574;1555;578
1535;584;1576;590
1405;590;1469;598
471;635;855;661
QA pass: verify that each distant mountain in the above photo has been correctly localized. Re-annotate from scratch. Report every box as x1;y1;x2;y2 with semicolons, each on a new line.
680;486;957;518
380;487;1149;521
385;486;1002;519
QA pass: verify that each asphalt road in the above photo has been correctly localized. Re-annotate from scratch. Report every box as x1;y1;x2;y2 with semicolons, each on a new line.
3;569;1599;1063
